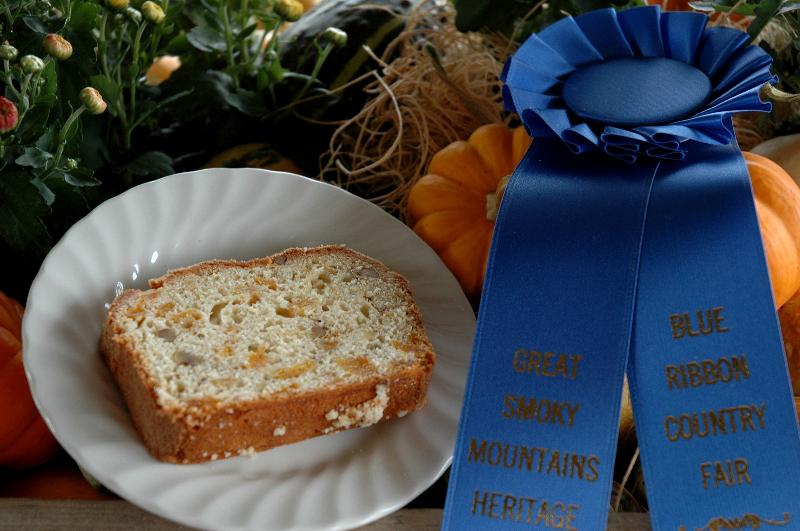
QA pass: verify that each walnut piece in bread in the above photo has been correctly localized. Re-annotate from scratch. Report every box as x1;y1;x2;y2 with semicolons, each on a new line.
100;246;435;463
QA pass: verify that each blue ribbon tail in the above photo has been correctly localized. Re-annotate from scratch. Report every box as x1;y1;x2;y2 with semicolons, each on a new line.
629;144;800;529
442;138;657;529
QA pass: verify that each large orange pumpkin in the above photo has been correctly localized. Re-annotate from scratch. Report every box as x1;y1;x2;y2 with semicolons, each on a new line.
0;291;60;468
748;152;800;307
408;124;800;307
779;293;800;394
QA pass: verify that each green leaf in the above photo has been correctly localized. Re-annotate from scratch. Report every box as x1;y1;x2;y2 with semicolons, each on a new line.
160;70;233;114
225;89;268;117
238;23;258;41
35;61;59;104
187;26;228;52
183;3;219;29
61;169;100;187
22;16;49;34
17;104;52;143
164;32;192;54
77;116;110;172
256;68;271;92
267;59;285;84
0;170;52;259
122;151;174;177
30;177;56;206
70;1;103;33
15;147;53;169
35;130;55;151
750;0;783;40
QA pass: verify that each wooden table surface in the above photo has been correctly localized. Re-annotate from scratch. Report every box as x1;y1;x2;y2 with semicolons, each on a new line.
0;499;651;530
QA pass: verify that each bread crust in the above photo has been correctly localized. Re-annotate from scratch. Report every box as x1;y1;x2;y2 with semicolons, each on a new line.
101;246;435;463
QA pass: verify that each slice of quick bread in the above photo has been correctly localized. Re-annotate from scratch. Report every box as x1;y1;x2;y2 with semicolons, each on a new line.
100;246;435;463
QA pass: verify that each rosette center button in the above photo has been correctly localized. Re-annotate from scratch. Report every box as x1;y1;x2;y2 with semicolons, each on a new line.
562;57;711;127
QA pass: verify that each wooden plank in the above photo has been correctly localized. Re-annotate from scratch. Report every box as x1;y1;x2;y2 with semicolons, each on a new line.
0;499;652;530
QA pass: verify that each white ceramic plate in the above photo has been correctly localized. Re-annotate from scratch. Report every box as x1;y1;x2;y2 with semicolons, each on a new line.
22;169;474;531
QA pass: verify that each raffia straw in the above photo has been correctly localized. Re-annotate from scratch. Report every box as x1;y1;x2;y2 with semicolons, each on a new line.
613;447;640;512
733;114;767;151
319;0;515;219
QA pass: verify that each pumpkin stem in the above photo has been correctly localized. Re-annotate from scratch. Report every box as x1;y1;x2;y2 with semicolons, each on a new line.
763;83;800;103
485;175;511;221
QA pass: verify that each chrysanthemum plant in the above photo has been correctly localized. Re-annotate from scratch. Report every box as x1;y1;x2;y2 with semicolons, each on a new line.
0;0;338;299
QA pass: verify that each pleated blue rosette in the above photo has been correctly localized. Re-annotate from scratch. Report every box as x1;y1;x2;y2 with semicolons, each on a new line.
501;6;776;162
443;6;800;531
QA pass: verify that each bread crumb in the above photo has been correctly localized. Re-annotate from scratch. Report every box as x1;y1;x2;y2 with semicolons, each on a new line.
325;409;339;421
331;384;389;429
210;453;218;461
273;425;286;436
238;446;256;457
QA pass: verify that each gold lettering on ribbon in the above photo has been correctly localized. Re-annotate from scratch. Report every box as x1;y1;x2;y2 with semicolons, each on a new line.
470;489;580;528
513;349;582;379
665;355;750;390
466;438;600;482
502;395;581;427
699;458;751;489
678;512;790;531
662;404;766;442
670;307;729;340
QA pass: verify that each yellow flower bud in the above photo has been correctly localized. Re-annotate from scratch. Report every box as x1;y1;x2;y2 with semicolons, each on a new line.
80;87;107;115
106;0;129;10
43;34;73;60
141;1;165;24
145;55;181;86
275;0;304;22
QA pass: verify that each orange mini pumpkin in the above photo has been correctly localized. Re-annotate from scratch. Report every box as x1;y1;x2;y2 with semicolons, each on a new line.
0;291;60;468
407;124;531;299
408;125;800;307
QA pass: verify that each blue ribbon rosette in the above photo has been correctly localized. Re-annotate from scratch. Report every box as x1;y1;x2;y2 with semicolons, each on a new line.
502;7;775;163
443;6;800;531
